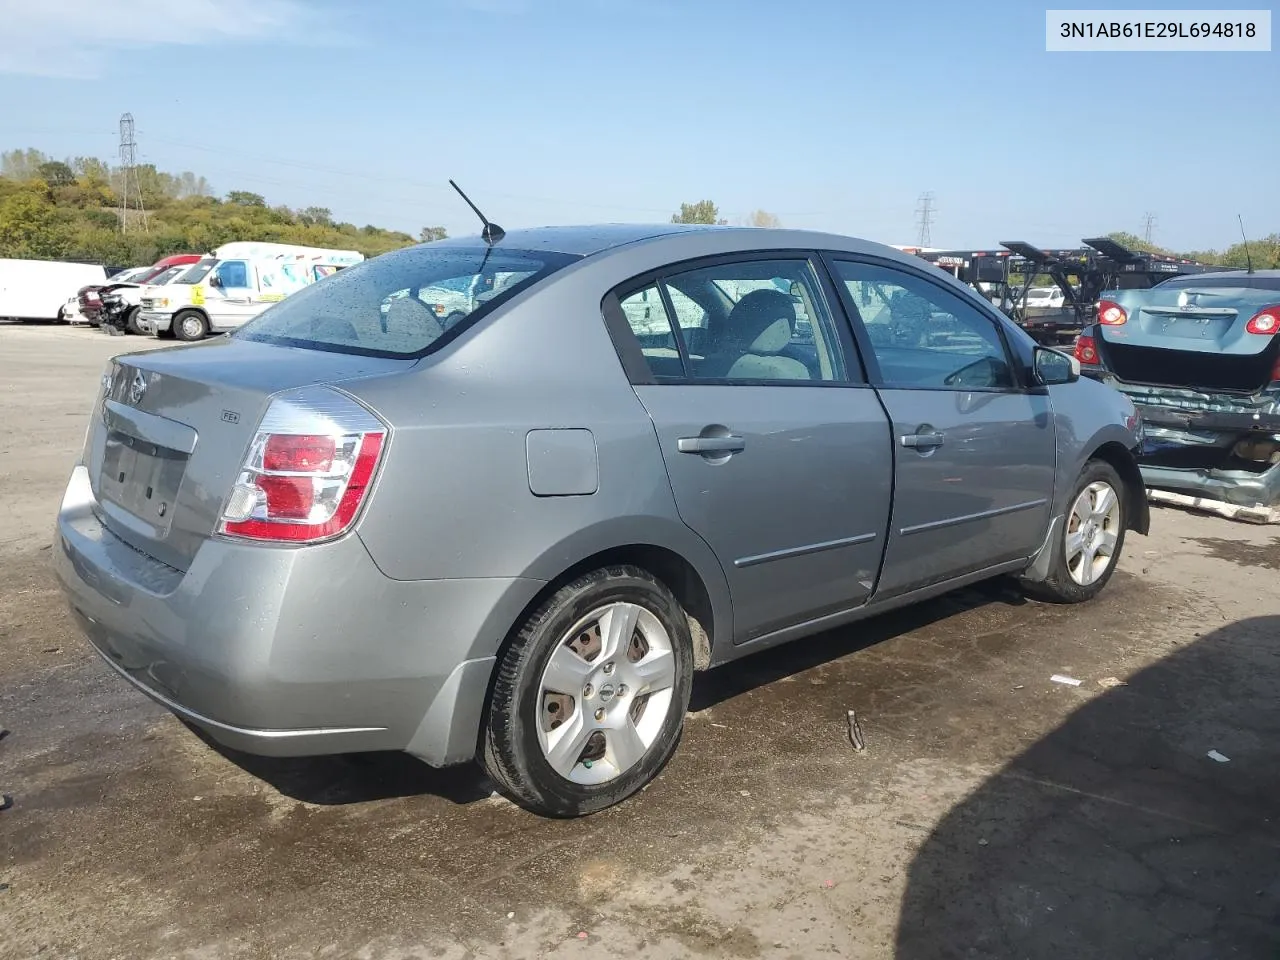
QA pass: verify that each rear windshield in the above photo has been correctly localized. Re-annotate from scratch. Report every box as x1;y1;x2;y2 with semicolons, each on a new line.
234;245;580;358
1157;273;1279;290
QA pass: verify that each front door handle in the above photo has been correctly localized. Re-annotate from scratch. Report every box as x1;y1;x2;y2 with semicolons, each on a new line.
900;431;945;449
678;435;746;455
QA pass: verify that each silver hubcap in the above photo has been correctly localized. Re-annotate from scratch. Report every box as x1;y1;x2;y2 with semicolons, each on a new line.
182;316;202;338
1065;480;1121;586
536;602;677;785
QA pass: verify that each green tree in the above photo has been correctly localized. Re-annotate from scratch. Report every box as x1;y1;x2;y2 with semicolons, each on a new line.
1106;230;1168;255
0;188;70;258
419;226;447;243
671;200;724;225
299;206;333;226
227;190;267;207
38;161;76;188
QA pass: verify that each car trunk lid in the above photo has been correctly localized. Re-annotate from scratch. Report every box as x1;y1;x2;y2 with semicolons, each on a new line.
87;338;413;572
1099;284;1280;392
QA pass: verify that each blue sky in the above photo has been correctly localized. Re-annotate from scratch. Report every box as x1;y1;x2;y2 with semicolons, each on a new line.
2;0;1276;251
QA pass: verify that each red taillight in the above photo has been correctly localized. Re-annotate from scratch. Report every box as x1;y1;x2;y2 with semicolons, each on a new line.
1245;305;1280;335
1097;300;1127;326
263;434;336;472
218;388;387;545
1075;335;1099;365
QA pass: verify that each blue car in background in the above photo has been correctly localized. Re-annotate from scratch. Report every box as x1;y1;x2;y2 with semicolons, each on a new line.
1075;269;1280;512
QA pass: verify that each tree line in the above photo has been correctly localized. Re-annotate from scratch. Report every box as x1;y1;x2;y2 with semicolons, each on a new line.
0;148;448;266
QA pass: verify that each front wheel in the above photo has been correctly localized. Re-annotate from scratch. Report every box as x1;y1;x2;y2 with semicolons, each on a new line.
123;307;144;336
173;310;208;342
1024;460;1127;603
482;566;694;817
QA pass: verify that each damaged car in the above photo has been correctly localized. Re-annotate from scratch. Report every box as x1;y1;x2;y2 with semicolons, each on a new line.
1075;269;1280;515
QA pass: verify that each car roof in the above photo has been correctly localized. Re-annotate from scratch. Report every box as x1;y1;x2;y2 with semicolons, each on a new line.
429;223;928;266
429;224;708;257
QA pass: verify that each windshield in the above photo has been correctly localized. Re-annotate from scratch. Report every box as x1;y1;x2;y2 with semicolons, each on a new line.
235;245;581;358
175;258;217;284
148;265;187;286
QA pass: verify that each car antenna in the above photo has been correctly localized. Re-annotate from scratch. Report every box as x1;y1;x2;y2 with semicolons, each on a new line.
449;179;505;245
1237;215;1255;274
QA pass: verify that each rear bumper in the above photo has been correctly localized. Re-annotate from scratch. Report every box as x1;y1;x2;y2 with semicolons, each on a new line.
54;464;544;764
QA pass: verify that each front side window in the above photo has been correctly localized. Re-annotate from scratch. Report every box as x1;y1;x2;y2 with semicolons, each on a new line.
833;260;1014;390
216;260;251;289
658;259;848;382
235;245;579;357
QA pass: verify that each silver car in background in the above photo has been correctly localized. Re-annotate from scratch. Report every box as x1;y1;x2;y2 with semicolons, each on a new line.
54;224;1147;816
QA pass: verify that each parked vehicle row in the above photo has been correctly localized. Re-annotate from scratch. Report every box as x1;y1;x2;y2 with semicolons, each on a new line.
87;255;204;331
55;224;1147;817
134;242;363;340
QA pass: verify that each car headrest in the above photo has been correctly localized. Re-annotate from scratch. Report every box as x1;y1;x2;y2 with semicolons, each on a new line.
725;289;796;355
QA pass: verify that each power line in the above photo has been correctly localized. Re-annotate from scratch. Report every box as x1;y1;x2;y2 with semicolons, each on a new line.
117;113;148;233
915;192;936;247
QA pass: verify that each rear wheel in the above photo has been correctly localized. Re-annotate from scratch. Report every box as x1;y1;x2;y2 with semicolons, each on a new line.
124;307;144;336
1024;460;1127;603
482;566;694;817
173;310;208;342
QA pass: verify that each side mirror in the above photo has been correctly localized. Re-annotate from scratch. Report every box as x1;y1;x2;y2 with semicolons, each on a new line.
1034;345;1079;386
208;274;223;288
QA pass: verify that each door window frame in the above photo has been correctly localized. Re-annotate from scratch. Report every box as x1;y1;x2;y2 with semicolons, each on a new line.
818;252;1032;393
601;250;869;388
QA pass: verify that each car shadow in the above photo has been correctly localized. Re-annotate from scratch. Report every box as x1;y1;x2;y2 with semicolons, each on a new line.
692;576;1029;711
182;722;496;807
895;615;1280;959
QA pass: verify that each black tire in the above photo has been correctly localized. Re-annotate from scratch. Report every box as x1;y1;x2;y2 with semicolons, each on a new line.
1024;459;1128;604
123;307;144;336
172;309;208;342
481;565;694;817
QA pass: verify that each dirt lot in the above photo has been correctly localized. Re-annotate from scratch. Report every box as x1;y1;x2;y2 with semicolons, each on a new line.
2;323;1278;959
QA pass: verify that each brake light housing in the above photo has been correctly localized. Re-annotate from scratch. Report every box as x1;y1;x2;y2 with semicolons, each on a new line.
1245;305;1280;335
1097;300;1127;326
1075;335;1099;366
218;387;388;544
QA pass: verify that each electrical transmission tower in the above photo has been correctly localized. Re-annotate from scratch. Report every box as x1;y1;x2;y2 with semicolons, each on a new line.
1142;212;1157;245
117;113;149;233
915;192;936;247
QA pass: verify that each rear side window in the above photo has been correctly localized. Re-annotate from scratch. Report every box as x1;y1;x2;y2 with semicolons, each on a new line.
235;246;580;358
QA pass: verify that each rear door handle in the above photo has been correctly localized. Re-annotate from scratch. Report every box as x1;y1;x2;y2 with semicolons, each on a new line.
678;436;746;454
900;431;945;449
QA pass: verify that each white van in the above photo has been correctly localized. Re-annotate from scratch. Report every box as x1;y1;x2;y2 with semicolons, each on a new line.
136;242;364;340
0;259;108;322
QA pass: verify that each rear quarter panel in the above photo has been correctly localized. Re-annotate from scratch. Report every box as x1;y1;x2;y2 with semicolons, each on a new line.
345;246;751;651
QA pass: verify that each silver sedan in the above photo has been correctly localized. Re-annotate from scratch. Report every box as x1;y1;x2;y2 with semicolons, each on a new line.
54;224;1147;816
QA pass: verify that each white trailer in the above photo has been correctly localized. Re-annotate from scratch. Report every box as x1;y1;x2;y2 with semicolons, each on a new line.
0;259;108;322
